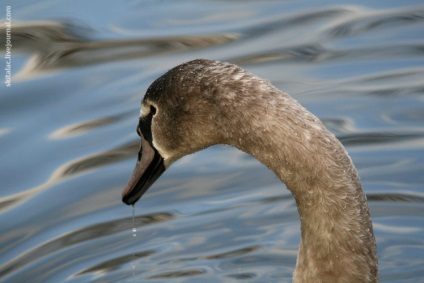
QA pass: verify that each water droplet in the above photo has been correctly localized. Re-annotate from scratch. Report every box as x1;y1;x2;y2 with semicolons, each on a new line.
132;204;137;237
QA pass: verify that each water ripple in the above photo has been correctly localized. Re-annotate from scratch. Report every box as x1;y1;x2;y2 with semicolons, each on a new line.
326;8;424;38
148;269;207;279
203;245;262;260
0;141;138;212
74;250;155;277
368;193;424;203
339;130;424;146
0;20;238;79
231;6;424;67
49;114;128;139
0;212;174;280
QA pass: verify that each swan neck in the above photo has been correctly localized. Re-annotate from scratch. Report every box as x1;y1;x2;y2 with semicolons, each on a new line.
224;87;378;282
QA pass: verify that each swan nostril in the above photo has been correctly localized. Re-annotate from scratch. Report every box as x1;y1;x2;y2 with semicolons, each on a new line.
137;144;142;162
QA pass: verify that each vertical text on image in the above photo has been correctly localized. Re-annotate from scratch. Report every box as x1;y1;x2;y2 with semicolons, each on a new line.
4;5;12;87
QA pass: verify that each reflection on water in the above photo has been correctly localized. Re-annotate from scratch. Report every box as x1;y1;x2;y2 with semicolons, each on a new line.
0;21;237;79
1;1;424;282
0;140;139;212
0;212;175;280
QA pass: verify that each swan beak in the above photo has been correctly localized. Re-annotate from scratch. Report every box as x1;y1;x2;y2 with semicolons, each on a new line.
122;135;165;205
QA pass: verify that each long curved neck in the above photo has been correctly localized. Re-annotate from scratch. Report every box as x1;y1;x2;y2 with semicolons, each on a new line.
220;82;378;282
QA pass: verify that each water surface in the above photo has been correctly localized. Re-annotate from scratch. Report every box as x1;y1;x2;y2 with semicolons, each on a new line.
1;0;424;282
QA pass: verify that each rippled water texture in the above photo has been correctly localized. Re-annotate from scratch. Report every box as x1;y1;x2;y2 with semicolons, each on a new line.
1;1;424;282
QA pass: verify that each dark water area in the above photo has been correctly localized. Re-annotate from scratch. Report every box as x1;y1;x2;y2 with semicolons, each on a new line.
1;0;424;282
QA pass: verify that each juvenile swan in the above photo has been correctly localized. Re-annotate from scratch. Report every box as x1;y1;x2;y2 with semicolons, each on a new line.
122;59;378;283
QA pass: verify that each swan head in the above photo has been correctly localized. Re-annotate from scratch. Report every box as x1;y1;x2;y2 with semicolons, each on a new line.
123;59;236;205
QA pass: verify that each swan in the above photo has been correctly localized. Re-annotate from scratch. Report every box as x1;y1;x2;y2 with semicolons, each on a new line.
122;59;378;283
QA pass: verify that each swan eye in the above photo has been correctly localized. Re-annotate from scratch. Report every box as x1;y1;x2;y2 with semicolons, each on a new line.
150;105;157;116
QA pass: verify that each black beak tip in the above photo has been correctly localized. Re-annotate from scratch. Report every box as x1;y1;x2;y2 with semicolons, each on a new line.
122;195;131;205
122;194;138;206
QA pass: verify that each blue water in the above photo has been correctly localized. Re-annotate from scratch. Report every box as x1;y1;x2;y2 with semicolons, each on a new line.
1;1;424;282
